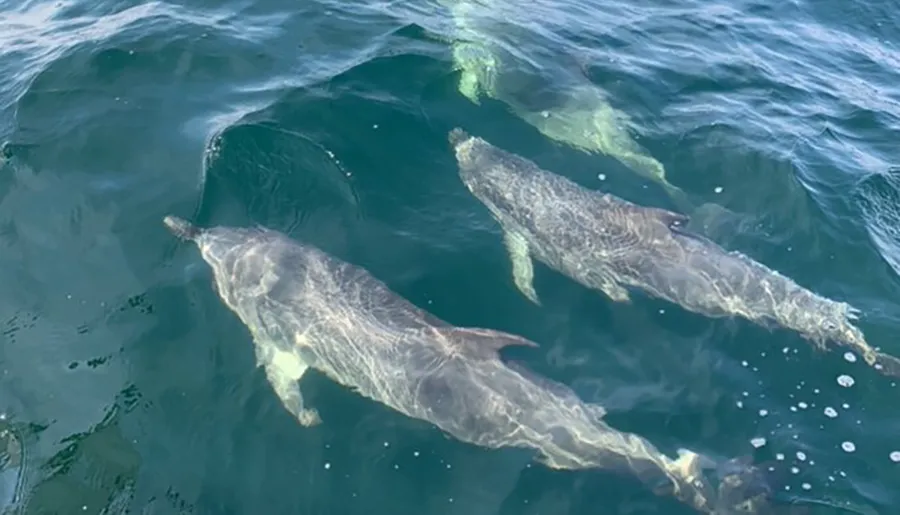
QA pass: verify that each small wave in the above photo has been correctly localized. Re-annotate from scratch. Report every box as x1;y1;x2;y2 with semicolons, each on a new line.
854;171;900;279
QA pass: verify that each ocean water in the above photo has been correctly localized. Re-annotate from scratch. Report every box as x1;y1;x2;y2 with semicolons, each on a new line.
1;0;899;513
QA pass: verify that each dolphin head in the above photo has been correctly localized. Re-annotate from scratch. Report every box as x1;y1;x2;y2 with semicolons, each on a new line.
448;128;516;208
449;128;486;193
449;128;477;172
164;216;274;305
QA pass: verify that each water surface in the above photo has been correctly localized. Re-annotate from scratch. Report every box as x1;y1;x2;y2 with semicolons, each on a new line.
1;0;899;513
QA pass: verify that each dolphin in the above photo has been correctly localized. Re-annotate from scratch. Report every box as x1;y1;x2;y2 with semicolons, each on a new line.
433;0;696;210
161;214;766;513
448;128;900;378
428;0;759;242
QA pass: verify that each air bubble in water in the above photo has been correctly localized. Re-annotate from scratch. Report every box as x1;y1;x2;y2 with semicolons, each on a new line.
759;409;769;417
841;441;856;453
837;375;855;387
890;451;900;463
750;437;766;448
796;452;806;461
798;402;808;409
844;352;857;363
824;407;838;418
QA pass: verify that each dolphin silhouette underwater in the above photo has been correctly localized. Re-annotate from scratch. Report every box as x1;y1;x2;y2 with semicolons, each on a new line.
448;128;900;378
163;214;775;513
435;0;685;204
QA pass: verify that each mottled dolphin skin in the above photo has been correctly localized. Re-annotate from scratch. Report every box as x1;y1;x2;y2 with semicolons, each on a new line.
449;128;900;378
162;215;733;513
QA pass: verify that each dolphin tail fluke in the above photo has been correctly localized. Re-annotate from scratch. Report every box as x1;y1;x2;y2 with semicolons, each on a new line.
163;215;200;241
660;449;716;512
449;127;471;147
713;455;777;513
868;350;900;378
668;448;710;484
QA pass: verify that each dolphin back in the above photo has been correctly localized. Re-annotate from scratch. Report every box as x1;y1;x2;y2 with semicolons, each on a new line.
163;215;201;241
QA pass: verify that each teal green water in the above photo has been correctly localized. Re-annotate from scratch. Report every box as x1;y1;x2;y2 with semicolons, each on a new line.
1;0;900;513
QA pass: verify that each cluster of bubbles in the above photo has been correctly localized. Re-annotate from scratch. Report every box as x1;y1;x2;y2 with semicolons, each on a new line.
734;343;900;507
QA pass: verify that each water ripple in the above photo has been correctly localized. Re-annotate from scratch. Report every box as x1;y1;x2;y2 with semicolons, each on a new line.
2;0;900;512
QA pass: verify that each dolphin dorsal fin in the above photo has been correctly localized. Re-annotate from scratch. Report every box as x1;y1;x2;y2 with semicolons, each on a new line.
435;327;538;360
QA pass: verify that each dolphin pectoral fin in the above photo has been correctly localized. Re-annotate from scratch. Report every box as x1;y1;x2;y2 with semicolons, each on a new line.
590;271;631;303
431;327;538;360
503;229;541;305
256;345;321;427
266;361;322;427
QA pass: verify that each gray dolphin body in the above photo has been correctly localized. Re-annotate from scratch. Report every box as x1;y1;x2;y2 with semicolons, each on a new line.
162;215;738;512
449;128;900;378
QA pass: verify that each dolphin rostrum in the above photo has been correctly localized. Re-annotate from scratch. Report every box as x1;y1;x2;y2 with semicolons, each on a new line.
449;128;900;378
161;214;769;513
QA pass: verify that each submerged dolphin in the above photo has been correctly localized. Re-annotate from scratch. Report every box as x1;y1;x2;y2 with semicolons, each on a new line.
162;215;766;513
449;128;900;378
435;0;689;206
431;0;761;242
